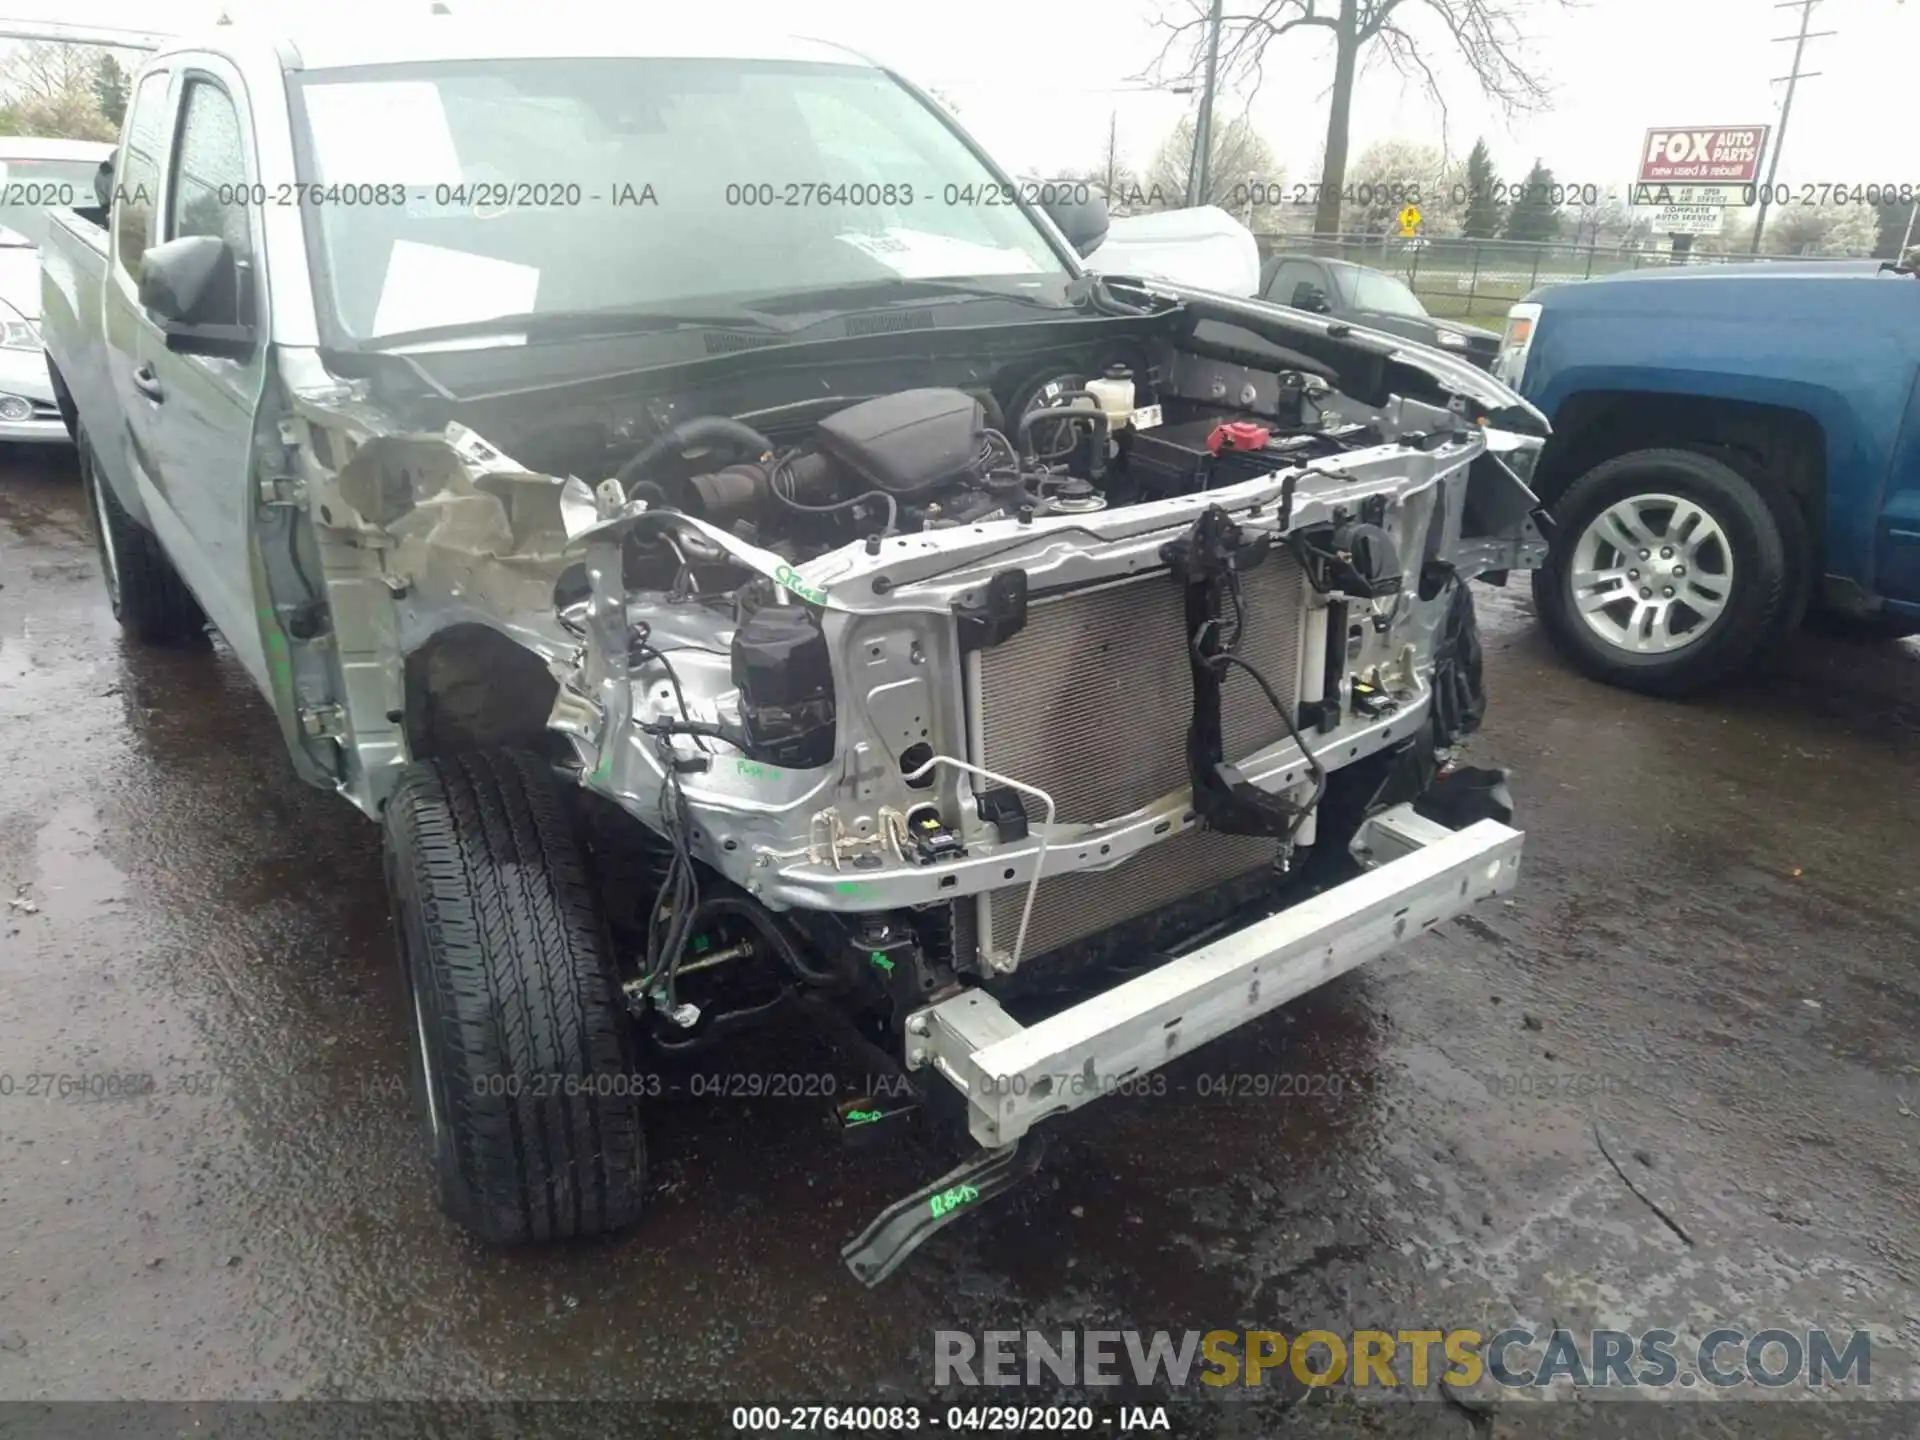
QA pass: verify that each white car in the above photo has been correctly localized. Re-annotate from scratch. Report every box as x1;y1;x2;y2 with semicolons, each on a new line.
0;136;113;442
1087;205;1262;296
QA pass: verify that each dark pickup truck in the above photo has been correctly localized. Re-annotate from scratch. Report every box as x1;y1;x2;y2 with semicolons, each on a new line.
1261;253;1502;371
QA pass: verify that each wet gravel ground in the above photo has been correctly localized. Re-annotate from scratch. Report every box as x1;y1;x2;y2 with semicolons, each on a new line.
2;444;1917;1433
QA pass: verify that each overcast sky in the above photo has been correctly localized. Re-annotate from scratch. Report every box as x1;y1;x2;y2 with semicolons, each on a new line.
16;0;1919;201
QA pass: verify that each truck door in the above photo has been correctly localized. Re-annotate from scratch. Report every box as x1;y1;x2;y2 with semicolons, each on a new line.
1875;362;1920;606
139;61;269;688
101;67;175;561
1264;257;1335;314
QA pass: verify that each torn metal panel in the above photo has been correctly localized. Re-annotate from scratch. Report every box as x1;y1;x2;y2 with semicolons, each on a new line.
277;379;586;811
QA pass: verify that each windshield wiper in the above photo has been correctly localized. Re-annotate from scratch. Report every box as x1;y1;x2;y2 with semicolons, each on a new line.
361;306;791;352
752;276;1082;318
356;279;1083;353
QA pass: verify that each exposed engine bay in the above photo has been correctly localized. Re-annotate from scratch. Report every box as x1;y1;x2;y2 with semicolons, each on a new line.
280;278;1547;1097
603;358;1368;558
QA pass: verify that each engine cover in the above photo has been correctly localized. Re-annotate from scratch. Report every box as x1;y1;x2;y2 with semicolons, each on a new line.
814;388;983;497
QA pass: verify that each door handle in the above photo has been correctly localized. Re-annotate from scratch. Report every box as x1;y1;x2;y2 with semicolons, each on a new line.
131;363;164;403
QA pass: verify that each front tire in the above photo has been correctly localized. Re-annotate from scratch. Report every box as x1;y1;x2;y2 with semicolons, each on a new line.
78;430;206;645
1532;448;1796;695
383;749;647;1243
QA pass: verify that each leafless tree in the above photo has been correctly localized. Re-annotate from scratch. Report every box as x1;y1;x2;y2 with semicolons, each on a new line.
1143;0;1570;236
1570;195;1629;246
1344;138;1461;234
0;42;117;142
1;42;100;104
1709;204;1874;257
0;90;116;142
1768;203;1879;256
1144;112;1281;212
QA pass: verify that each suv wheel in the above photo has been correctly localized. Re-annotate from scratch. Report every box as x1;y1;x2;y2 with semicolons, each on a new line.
383;749;647;1243
1532;448;1796;695
78;430;207;644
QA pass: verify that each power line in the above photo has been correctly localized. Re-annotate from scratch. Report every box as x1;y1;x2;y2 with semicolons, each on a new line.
1749;0;1837;253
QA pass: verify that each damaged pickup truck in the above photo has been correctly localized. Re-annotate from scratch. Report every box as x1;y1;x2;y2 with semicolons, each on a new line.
42;24;1550;1281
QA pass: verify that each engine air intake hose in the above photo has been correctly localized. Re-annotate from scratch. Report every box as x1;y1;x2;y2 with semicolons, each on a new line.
617;416;775;495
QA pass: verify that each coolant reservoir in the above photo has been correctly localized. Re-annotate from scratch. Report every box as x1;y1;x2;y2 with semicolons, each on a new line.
1086;365;1136;430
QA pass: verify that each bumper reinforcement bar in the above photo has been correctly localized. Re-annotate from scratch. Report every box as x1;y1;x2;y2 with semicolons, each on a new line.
907;806;1524;1147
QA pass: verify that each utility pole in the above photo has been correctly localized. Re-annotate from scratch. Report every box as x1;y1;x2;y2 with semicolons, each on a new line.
1187;0;1224;207
1750;0;1835;254
1105;110;1118;202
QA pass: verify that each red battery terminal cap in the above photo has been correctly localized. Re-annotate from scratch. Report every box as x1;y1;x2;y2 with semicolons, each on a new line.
1206;420;1272;453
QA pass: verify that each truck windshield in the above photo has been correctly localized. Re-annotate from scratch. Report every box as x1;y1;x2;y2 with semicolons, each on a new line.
290;57;1072;346
1347;268;1429;318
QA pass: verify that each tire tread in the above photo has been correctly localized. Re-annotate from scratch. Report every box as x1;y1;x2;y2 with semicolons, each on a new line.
84;436;206;645
384;750;645;1243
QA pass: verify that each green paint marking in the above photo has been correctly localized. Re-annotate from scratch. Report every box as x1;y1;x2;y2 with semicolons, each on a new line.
929;1183;980;1219
773;563;829;607
844;1108;884;1127
692;934;711;954
868;951;894;973
735;759;776;780
833;880;868;895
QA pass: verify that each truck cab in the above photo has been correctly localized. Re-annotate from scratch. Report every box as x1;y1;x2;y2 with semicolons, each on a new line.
1493;261;1920;694
1261;253;1502;371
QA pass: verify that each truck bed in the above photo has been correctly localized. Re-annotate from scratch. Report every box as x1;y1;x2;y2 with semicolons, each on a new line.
40;206;122;492
41;207;110;393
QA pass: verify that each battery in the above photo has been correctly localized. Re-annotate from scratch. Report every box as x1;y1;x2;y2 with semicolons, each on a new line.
1123;414;1294;495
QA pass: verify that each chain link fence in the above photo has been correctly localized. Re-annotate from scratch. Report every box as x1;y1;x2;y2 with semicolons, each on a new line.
1256;233;1877;322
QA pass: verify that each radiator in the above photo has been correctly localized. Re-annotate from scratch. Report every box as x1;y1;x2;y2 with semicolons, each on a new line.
972;554;1307;962
986;826;1280;966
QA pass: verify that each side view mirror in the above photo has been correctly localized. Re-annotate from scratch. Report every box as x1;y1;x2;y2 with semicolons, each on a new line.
93;150;116;211
1291;281;1332;313
1040;185;1110;258
138;234;255;359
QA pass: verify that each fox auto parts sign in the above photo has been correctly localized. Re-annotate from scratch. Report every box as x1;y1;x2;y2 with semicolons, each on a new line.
1639;127;1770;184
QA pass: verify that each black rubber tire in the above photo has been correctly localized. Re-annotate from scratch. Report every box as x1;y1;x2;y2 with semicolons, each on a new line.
78;429;207;645
383;749;647;1244
1531;447;1796;696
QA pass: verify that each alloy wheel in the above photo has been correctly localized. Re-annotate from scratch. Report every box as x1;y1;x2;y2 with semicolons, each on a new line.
1567;492;1734;654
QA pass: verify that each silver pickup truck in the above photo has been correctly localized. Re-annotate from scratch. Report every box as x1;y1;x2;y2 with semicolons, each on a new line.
43;20;1549;1282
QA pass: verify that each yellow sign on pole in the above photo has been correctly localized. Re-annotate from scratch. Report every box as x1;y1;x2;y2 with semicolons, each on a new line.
1398;204;1423;237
